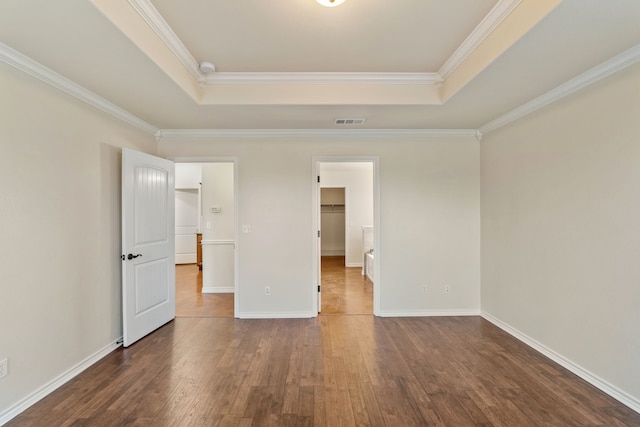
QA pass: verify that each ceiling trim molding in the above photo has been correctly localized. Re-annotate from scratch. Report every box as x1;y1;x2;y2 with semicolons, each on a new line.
0;42;158;135
126;0;524;88
203;72;442;86
480;43;640;135
156;128;478;140
439;0;523;79
128;0;203;80
128;0;437;87
125;0;441;87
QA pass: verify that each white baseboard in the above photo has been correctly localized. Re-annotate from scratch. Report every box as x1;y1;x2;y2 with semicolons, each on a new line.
345;262;362;268
321;250;345;256
0;338;122;426
377;309;481;317
481;311;640;415
235;311;316;319
202;286;235;293
175;254;196;264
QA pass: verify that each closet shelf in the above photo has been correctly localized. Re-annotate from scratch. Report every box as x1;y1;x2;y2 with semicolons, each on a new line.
321;204;345;213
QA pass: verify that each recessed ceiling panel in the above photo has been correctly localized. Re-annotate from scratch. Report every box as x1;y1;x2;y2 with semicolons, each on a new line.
150;0;497;72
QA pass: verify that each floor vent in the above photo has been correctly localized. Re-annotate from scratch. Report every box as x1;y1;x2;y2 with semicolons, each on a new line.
334;118;366;125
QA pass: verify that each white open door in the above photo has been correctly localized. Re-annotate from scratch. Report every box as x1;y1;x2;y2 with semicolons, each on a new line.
122;148;175;347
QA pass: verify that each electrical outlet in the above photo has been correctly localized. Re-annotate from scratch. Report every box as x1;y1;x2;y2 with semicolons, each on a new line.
265;286;271;296
444;285;450;293
0;358;8;379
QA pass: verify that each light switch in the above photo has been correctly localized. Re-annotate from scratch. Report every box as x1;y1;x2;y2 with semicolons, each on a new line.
242;225;251;233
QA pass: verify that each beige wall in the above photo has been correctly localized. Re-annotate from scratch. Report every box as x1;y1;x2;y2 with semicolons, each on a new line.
201;162;235;292
159;135;481;317
201;163;235;241
0;63;157;414
481;62;640;403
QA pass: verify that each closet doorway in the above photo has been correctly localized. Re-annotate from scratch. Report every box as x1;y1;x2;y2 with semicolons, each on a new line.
315;160;376;315
320;188;346;258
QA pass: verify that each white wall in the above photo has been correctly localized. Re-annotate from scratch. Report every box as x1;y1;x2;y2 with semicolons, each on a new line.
481;62;640;407
201;163;235;293
174;163;202;189
159;136;480;317
0;63;157;418
320;163;373;266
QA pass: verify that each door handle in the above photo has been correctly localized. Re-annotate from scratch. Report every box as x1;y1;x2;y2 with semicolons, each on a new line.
127;253;143;260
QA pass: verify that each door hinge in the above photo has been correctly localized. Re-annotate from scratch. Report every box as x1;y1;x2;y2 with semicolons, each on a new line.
318;285;321;292
317;230;321;237
317;175;320;183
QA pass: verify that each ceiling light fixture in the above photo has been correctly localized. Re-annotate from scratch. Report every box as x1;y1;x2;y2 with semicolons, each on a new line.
316;0;346;7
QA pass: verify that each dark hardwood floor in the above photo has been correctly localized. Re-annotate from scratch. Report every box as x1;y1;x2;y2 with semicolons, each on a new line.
7;314;640;426
6;262;639;425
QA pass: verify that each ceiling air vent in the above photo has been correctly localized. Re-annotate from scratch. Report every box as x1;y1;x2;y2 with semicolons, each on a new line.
334;118;366;126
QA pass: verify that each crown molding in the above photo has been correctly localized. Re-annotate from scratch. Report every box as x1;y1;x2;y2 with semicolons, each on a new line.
6;36;636;142
127;0;443;87
156;128;478;140
204;72;442;86
128;0;203;81
127;0;521;88
0;42;158;135
439;0;523;79
480;43;640;135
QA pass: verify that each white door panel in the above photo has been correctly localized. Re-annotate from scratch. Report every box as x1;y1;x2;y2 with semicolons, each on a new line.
175;234;196;253
175;234;196;263
175;189;198;264
122;149;175;347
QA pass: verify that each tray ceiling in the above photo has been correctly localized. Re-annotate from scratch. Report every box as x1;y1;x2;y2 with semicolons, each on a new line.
1;0;639;131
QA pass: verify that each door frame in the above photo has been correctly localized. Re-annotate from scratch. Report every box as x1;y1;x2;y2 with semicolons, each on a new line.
312;156;380;316
170;156;239;317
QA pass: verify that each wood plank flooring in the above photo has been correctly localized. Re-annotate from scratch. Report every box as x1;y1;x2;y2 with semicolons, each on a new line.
176;264;234;318
176;257;371;318
321;256;373;315
7;316;640;426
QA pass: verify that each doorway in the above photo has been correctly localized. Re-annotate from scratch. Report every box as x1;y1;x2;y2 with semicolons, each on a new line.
314;160;378;315
174;160;238;317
